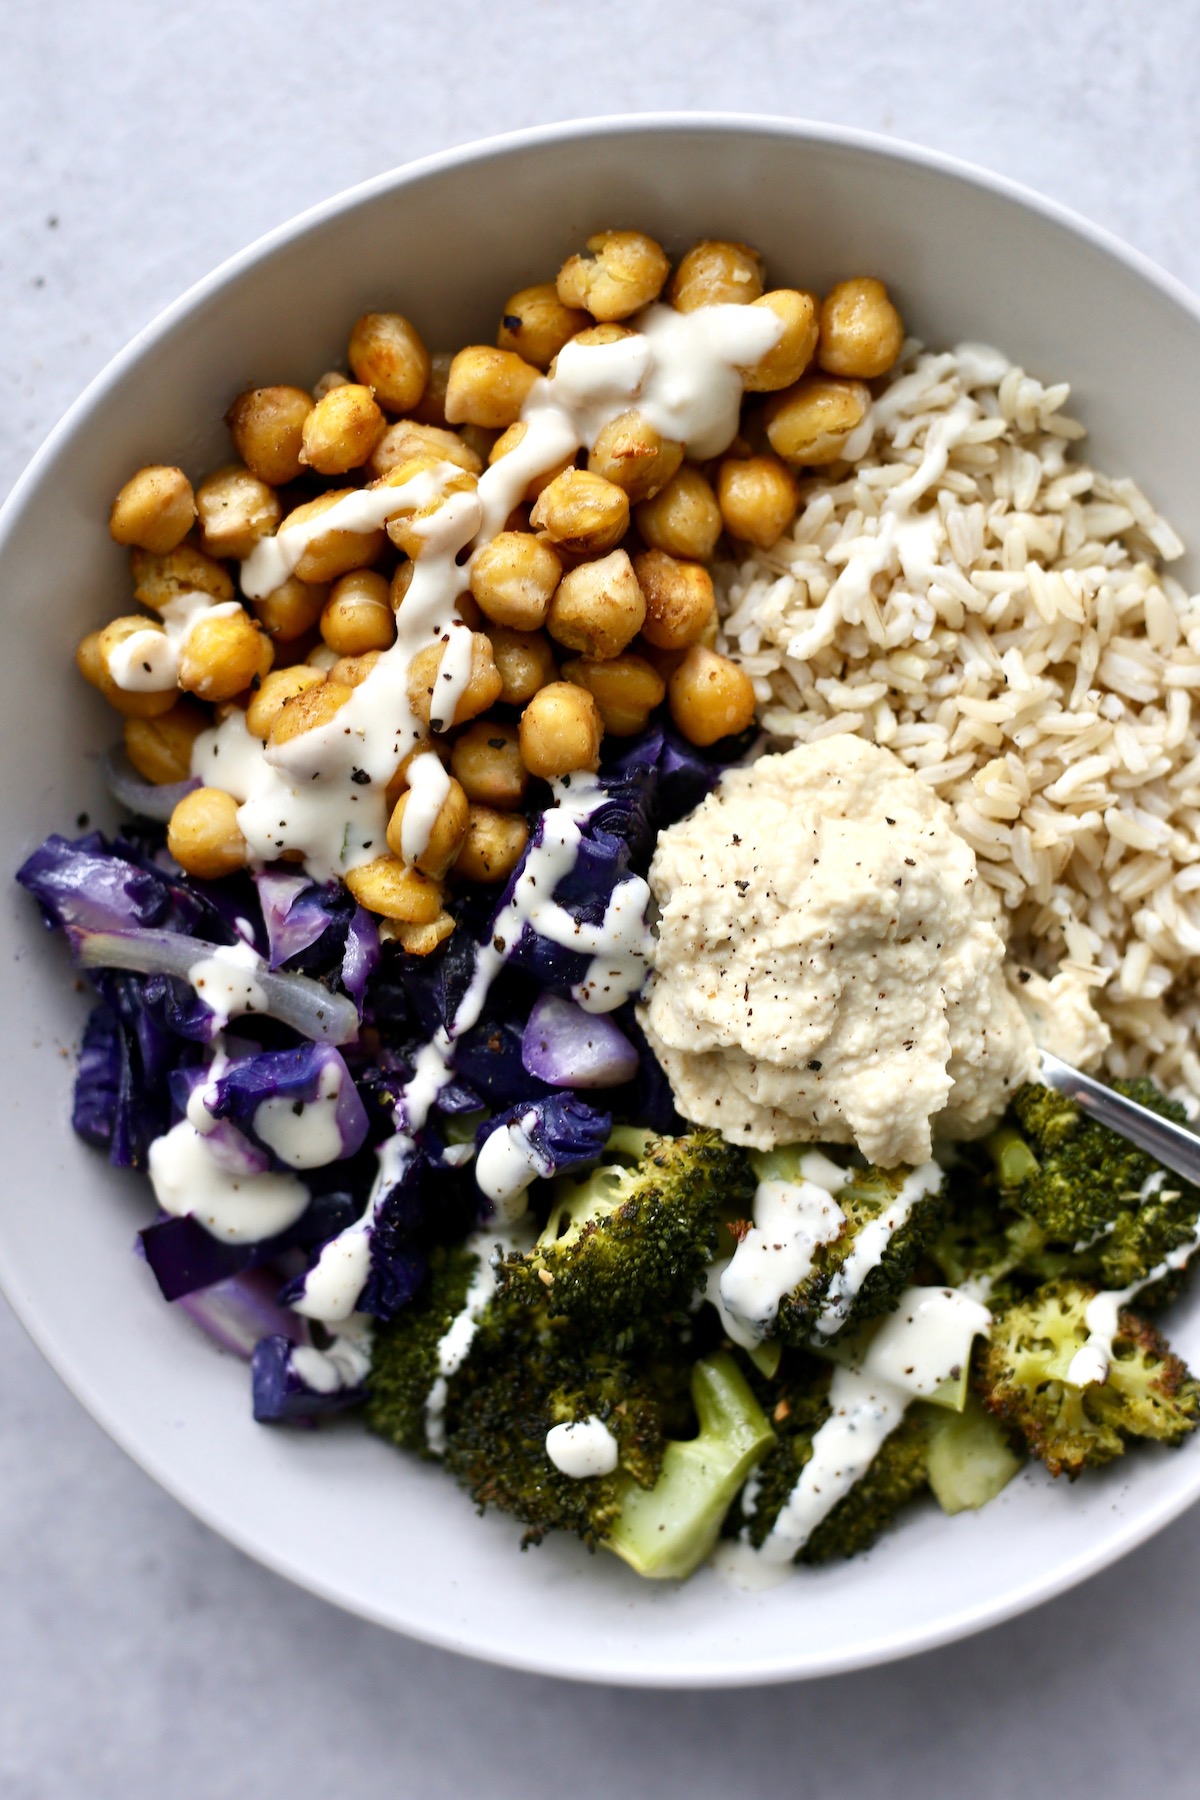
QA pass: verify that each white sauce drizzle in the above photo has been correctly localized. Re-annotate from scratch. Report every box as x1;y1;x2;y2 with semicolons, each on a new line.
107;589;242;693
399;751;451;864
252;1057;345;1169
754;1286;990;1567
148;1119;310;1243
474;1109;549;1222
187;940;268;1025
423;1228;526;1455
813;1161;943;1339
288;1313;373;1395
545;1415;620;1479
1067;1203;1198;1387
719;1158;848;1344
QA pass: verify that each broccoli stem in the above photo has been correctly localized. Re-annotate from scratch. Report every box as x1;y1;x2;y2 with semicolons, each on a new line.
604;1351;775;1581
983;1126;1040;1190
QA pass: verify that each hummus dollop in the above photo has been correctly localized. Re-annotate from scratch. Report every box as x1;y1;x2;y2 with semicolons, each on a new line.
640;737;1041;1167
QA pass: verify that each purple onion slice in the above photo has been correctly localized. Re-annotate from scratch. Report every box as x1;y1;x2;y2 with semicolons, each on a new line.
521;993;639;1089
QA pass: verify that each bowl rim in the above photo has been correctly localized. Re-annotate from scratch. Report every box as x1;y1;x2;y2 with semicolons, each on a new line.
4;109;1200;1688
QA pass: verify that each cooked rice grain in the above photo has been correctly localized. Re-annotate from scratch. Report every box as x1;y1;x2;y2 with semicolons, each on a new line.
715;342;1200;1105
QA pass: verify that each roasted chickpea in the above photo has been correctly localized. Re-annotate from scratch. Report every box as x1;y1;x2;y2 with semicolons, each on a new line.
486;625;558;705
560;652;665;737
306;644;341;672
763;377;871;465
383;735;449;814
131;544;234;611
545;323;634;380
530;468;629;557
348;312;431;413
279;490;385;583
716;454;800;549
319;570;396;655
386;910;457;956
668;240;764;312
450;720;527;809
195;464;282;561
444;346;539;431
409;350;453;427
547;548;645;660
519;680;603;778
386;774;469;878
469;531;562;630
109;466;196;554
739;290;820;393
343;855;444;923
497;283;589;370
311;370;349;401
225;386;312;486
380;460;481;560
123;699;210;783
407;630;503;730
244;664;326;739
556;230;670;321
77;618;177;719
368;419;482;481
634;466;722;562
251;576;327;642
300;384;387;475
632;549;716;650
178;609;273;703
267;677;353;747
167;787;247;879
818;278;905;379
329;649;382;688
668;646;756;746
587;410;683;503
457;424;499;465
487;423;575;503
453;807;529;885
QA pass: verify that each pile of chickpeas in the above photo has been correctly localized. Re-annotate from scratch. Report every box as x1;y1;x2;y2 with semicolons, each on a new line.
79;229;904;951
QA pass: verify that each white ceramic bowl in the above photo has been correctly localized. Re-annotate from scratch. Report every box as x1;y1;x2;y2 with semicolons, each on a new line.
4;114;1200;1688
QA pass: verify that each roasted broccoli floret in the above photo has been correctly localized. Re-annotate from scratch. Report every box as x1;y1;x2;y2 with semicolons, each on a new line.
368;1239;773;1571
744;1150;947;1346
500;1126;753;1335
727;1357;929;1562
997;1083;1200;1292
977;1278;1200;1477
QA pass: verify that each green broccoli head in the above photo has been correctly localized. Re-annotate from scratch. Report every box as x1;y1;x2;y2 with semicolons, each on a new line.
499;1126;754;1338
365;1240;481;1453
977;1278;1200;1478
1001;1082;1200;1279
750;1155;947;1347
726;1356;929;1562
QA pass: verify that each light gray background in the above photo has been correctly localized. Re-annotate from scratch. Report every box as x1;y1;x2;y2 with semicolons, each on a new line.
3;2;1199;1794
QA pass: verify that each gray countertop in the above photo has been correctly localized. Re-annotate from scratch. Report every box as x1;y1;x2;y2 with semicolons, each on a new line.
4;3;1200;1793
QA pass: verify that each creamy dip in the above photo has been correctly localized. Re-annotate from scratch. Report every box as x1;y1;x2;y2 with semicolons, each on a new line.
640;736;1039;1167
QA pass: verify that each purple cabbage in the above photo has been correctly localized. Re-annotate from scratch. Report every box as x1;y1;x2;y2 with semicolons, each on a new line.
251;1334;367;1423
203;1044;369;1166
18;832;175;933
140;1190;360;1300
476;1094;611;1183
521;994;638;1089
255;870;379;1010
176;1269;309;1359
72;1003;123;1150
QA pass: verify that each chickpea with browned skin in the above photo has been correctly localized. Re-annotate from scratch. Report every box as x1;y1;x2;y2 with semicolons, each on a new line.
276;491;386;584
634;467;723;563
487;423;574;503
344;856;445;923
486;626;558;706
560;652;665;737
124;700;210;784
388;910;457;956
267;677;354;748
386;778;470;879
716;454;800;549
587;411;683;503
368;420;482;481
301;384;387;475
109;466;196;554
497;284;588;370
520;681;604;778
764;377;871;465
668;241;765;312
450;721;528;809
668;645;757;747
226;386;312;485
469;532;562;630
406;633;503;730
556;230;670;321
444;347;539;431
530;469;629;557
245;666;327;740
348;312;431;413
131;544;233;611
409;351;454;428
547;548;646;660
252;577;327;643
818;278;905;378
740;291;820;392
195;465;282;561
319;570;396;655
167;787;248;880
454;808;529;885
633;550;716;650
178;610;274;704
